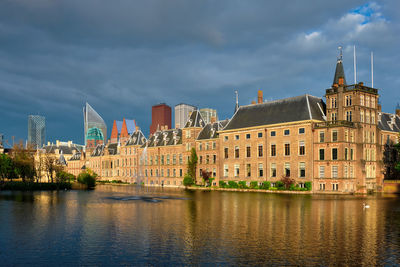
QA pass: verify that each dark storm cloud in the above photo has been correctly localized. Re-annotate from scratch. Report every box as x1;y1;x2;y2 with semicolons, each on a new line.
0;0;399;144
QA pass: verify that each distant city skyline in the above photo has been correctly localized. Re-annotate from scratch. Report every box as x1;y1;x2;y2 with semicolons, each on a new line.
27;115;45;148
1;1;400;144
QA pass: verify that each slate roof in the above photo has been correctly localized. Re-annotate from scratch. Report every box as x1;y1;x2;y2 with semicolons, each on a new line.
125;130;146;146
223;94;326;131
69;152;82;161
116;121;123;132
378;112;400;132
107;143;119;155
91;144;105;157
333;60;347;85
142;128;182;148
197;119;230;140
184;110;206;128
44;144;83;155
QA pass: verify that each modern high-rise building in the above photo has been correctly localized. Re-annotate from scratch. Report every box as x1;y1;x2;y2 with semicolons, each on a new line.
150;103;171;135
83;102;107;148
200;108;218;124
175;103;196;129
28;115;45;148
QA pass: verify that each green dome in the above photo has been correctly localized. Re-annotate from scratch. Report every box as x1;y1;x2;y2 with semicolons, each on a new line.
86;127;104;141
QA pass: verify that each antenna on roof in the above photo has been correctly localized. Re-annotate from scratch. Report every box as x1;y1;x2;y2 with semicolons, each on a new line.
234;90;239;113
338;46;343;61
371;51;374;88
353;45;357;84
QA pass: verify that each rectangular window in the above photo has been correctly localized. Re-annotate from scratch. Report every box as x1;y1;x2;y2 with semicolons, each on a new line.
284;143;290;156
299;141;305;155
223;164;228;177
332;112;337;121
161;155;165;165
199;144;202;151
350;166;354;178
332;166;338;178
320;131;325;143
360;110;364;123
258;145;263;157
235;135;239;140
206;155;209;164
246;134;251;139
332;130;338;142
199;156;203;164
173;169;176;177
271;144;276;156
284;162;290;177
224;148;228;159
246;146;251;158
346;111;352;122
360;95;364;106
319;166;325;178
224;136;228;141
258;163;263;177
345;131;349;142
332;148;338;160
235;146;239;158
299;162;305;178
271;131;276;137
167;155;170;164
350;148;354;160
344;148;348;160
258;132;263;138
212;141;216;149
344;165;348;178
179;154;183;164
299;128;305;134
319;183;326;191
246;164;251;177
284;129;290;136
173;154;176;165
319;149;325;160
213;154;216;164
234;164;240;177
332;183;339;191
271;163;276;177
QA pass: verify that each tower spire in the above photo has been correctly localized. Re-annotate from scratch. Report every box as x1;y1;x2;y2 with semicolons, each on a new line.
333;46;346;86
234;90;239;113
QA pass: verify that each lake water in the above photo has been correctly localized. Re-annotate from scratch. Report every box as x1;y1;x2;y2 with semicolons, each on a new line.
0;185;400;266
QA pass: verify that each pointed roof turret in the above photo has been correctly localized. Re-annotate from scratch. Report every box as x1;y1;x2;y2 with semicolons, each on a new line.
333;46;346;86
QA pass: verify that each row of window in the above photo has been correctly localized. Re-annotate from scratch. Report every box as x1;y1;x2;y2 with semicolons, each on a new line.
199;155;217;164
224;142;306;159
223;128;306;141
198;141;217;151
319;165;354;178
330;95;375;109
319;130;355;143
319;148;354;161
223;162;307;178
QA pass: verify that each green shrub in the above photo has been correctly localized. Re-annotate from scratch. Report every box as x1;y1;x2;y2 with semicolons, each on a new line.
260;181;271;190
219;181;227;188
305;181;312;191
276;181;285;190
77;172;97;189
183;174;194;186
289;184;297;191
227;180;239;188
238;181;248;189
250;181;259;189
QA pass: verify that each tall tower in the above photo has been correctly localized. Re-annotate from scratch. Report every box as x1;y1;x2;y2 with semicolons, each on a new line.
28;115;45;148
315;47;380;193
150;103;171;135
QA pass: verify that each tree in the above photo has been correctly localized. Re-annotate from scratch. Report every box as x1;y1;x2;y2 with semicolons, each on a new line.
187;147;198;183
201;169;212;186
281;176;295;190
383;141;400;180
77;169;97;189
0;154;14;181
11;142;36;182
183;174;194;187
44;152;57;183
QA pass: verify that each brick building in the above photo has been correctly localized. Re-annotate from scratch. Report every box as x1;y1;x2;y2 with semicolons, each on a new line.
66;55;400;193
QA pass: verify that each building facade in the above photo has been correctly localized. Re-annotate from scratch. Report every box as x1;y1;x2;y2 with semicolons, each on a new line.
200;108;218;124
175;103;196;129
66;57;400;194
28;115;46;148
150;103;172;135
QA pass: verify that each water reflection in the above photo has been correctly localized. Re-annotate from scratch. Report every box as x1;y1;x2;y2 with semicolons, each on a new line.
0;186;399;265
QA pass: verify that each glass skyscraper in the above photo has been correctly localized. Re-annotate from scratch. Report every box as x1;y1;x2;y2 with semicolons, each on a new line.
28;115;46;148
83;102;107;147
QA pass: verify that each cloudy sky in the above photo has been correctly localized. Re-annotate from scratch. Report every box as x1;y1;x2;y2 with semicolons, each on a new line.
1;0;399;145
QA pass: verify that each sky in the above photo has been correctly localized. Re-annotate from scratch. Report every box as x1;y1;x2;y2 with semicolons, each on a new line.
1;0;399;145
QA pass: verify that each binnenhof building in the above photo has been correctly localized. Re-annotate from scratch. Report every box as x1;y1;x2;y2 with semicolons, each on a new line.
67;56;400;194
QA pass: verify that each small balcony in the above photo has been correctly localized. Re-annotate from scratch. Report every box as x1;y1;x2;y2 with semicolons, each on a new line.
325;83;378;95
314;120;355;128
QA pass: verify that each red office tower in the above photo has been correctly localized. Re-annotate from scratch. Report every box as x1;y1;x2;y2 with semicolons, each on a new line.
150;103;172;135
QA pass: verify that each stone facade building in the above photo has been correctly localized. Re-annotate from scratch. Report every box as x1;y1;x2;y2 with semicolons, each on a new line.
66;57;400;193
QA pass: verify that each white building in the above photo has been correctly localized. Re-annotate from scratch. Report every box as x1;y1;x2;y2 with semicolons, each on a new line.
200;108;218;124
175;103;197;129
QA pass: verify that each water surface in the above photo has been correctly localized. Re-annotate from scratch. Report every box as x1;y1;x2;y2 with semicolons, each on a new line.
0;185;399;266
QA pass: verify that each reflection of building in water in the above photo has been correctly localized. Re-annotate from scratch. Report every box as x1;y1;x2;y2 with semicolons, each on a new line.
66;52;400;194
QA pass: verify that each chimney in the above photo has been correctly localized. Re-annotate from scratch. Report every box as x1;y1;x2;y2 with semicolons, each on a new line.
377;104;382;112
210;116;217;123
396;109;400;117
56;140;60;146
338;77;344;85
47;141;50;146
257;90;263;104
68;141;72;147
251;100;256;105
